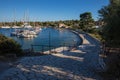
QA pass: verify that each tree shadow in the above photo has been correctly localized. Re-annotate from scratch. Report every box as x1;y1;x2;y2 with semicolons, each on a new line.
0;53;101;80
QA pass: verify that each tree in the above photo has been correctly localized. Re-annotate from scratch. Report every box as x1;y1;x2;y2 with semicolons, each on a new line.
98;0;120;47
99;0;120;79
79;12;94;32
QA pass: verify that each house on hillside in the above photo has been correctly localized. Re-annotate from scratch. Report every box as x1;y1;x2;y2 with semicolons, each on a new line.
59;23;69;28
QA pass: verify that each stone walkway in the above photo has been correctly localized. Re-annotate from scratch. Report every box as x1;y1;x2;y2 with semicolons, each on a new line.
0;34;103;80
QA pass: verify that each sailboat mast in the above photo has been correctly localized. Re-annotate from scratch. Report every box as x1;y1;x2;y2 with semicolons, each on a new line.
26;10;29;25
14;9;16;26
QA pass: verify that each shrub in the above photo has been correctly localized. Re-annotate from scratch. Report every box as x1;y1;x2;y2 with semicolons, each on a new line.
104;54;120;79
0;34;22;56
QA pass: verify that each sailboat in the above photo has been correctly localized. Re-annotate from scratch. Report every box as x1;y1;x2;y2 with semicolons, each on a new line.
12;10;20;28
11;11;40;38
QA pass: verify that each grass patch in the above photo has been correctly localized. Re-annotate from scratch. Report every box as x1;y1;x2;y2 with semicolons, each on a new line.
89;33;102;41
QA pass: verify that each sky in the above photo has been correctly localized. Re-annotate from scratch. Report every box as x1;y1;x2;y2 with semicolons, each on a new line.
0;0;109;22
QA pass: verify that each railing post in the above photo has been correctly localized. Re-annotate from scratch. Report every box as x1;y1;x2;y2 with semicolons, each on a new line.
31;44;34;54
63;44;64;52
42;45;44;54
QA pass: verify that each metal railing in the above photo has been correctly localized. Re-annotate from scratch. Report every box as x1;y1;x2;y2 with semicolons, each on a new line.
30;44;78;54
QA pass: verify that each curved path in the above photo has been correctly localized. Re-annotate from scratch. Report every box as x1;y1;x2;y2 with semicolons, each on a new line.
0;33;103;80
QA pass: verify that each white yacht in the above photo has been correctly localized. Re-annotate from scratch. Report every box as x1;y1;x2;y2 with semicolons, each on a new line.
11;22;41;38
18;30;37;38
1;26;10;28
12;26;20;28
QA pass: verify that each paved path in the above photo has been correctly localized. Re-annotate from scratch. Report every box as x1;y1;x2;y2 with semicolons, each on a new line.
0;34;103;80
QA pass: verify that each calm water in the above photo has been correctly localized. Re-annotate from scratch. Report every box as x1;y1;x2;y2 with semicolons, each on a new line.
0;28;82;51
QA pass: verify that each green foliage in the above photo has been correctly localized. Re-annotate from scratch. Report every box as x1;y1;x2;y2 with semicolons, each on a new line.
16;22;23;26
98;0;120;79
102;54;120;80
79;12;95;32
0;34;22;56
98;0;120;47
60;20;80;29
0;19;80;29
0;19;81;29
89;32;102;41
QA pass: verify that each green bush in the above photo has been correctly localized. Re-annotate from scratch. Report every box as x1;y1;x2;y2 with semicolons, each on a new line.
104;54;120;79
0;34;22;56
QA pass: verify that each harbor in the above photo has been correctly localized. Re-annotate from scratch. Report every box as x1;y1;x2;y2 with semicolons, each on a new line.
0;27;82;52
1;0;117;79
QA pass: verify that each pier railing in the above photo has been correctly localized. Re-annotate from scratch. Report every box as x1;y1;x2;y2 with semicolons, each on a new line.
28;44;78;55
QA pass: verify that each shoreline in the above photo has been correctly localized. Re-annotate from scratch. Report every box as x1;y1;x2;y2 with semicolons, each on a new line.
36;29;84;54
26;28;83;54
68;29;83;45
